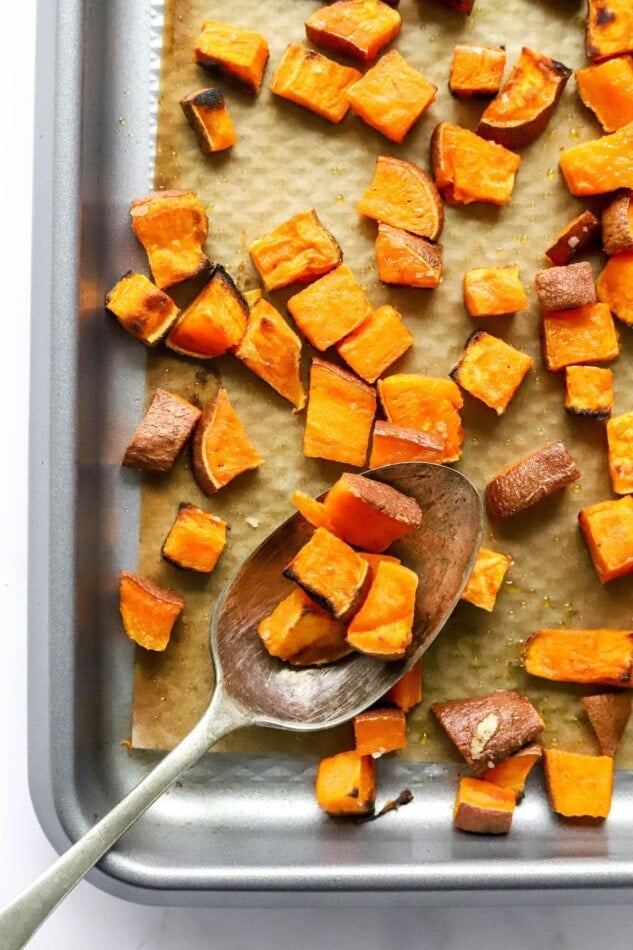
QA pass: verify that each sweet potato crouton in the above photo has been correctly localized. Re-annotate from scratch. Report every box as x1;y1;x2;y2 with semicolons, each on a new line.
482;744;542;801
377;374;463;463
450;330;533;415
353;708;407;755
119;571;184;652
357;155;444;240
257;588;351;666
288;264;373;351
524;628;633;687
460;548;513;612
485;442;580;522
535;262;596;312
543;748;613;818
559;122;633;196
576;57;633;133
269;43;361;123
161;504;227;573
194;20;269;93
105;272;180;346
545;211;600;267
579;496;633;583
431;122;521;205
601;191;633;256
234;296;306;410
582;692;632;757
130;191;209;290
346;560;418;660
463;264;528;317
347;50;437;142
248;209;342;292
542;303;619;372
596;250;633;326
369;421;447;467
166;266;248;358
374;224;443;289
449;44;506;97
180;88;236;153
305;0;401;64
453;777;515;834
304;358;376;466
586;0;633;63
607;411;633;494
381;660;422;712
192;387;263;493
564;365;613;421
315;750;376;816
337;303;413;383
122;389;201;473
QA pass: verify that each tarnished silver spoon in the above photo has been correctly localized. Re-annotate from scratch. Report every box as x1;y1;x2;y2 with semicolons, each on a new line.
0;462;482;948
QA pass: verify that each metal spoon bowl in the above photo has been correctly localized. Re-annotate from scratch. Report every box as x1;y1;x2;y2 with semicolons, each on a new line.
0;462;482;948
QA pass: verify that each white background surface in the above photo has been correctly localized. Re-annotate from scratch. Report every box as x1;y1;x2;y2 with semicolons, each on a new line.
2;2;633;947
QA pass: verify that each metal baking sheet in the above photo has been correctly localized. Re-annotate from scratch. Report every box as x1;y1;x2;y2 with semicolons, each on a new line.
28;0;633;903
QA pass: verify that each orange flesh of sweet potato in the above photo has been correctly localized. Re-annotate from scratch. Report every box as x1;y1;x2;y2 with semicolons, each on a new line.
535;262;597;313
460;547;513;612
579;496;633;583
180;87;237;152
486;442;579;522
586;0;633;63
431;123;521;206
582;692;632;757
601;191;633;256
463;265;528;317
382;659;422;712
192;386;263;494
369;421;447;467
576;57;633;133
105;272;180;345
234;297;306;410
543;748;613;818
357;552;401;570
346;560;418;660
545;210;600;266
130;191;209;290
353;708;407;755
161;503;227;573
357;155;444;240
523;628;633;686
346;49;437;143
121;389;201;473
257;587;351;665
450;330;533;415
303;358;376;467
542;303;619;372
119;571;184;652
607;411;633;494
476;47;571;150
596;250;633;326
269;43;361;123
166;266;247;359
292;491;332;531
315;750;376;816
377;374;463;463
374;225;443;289
564;365;613;420
453;777;515;834
248;209;342;292
482;743;542;799
449;44;506;97
194;20;269;93
336;303;413;384
559;122;633;196
305;0;401;65
288;264;373;352
283;526;371;622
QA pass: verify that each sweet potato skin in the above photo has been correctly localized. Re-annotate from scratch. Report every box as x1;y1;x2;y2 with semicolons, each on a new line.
582;692;632;757
535;262;597;312
485;442;580;521
545;211;600;267
601;191;633;256
453;777;515;834
121;389;201;473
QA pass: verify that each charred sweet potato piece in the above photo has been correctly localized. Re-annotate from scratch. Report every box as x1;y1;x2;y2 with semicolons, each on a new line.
559;122;633;196
269;43;361;123
119;571;184;652
596;250;633;326
582;692;632;757
257;588;351;666
315;750;376;816
234;296;305;410
166;266;247;359
545;210;600;266
535;262;596;312
564;365;613;420
463;264;528;317
460;548;513;612
374;225;442;289
382;660;422;712
105;272;180;346
543;748;613;818
304;359;376;467
180;87;236;153
305;0;401;65
476;48;571;150
579;496;633;583
485;442;580;522
542;303;619;371
357;155;444;240
525;628;633;687
122;389;201;473
347;50;437;142
194;20;269;93
337;303;413;383
283;526;371;622
576;57;633;133
321;472;422;553
431;123;520;206
369;421;447;467
249;209;342;292
586;0;633;63
607;411;633;494
377;374;463;463
346;560;418;660
482;743;542;801
449;44;506;97
451;331;533;415
601;191;633;256
192;387;263;494
130;191;209;290
354;708;407;755
431;691;544;774
453;777;515;834
288;264;373;352
161;503;227;573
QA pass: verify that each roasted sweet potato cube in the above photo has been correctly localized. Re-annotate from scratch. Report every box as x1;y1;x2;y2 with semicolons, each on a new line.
486;442;579;522
304;359;376;466
358;155;443;241
482;743;542;801
597;249;633;326
194;20;269;93
543;748;613;819
234;296;306;410
369;421;447;467
130;191;209;291
449;44;506;97
347;50;436;143
315;750;376;816
323;472;422;553
288;264;373;352
381;660;422;712
453;777;515;834
564;365;613;420
105;272;180;345
283;526;371;622
535;262;596;312
269;43;361;123
582;692;632;757
559;123;633;196
430;691;544;774
586;0;633;63
463;265;528;317
353;708;407;755
192;387;263;494
374;225;442;289
377;374;463;463
257;588;351;666
161;504;227;573
305;0;401;65
576;57;633;133
346;560;418;660
460;548;513;612
336;303;413;383
292;491;331;531
450;330;533;415
607;411;633;494
119;571;184;652
248;209;342;292
431;123;521;206
180;87;236;153
601;191;633;256
166;265;248;359
579;496;633;583
542;303;619;371
545;211;600;267
121;389;201;473
523;628;633;686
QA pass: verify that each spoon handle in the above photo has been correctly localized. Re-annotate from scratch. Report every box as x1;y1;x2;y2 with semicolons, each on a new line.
0;690;249;949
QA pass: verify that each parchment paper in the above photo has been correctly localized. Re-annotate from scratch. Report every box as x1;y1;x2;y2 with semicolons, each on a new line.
130;0;633;764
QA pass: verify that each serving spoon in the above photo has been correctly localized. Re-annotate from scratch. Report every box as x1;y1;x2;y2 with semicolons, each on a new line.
0;462;482;948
